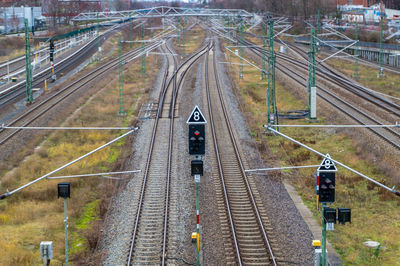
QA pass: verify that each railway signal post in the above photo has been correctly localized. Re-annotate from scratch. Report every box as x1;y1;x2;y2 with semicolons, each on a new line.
49;40;56;82
187;106;207;266
316;154;337;266
58;183;71;266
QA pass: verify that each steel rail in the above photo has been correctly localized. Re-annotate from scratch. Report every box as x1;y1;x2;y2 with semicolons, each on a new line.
242;39;400;149
0;23;124;106
127;39;210;265
205;40;277;265
243;38;400;117
0;41;162;146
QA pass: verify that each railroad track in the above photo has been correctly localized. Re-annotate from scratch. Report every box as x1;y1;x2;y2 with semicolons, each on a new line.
127;40;210;265
0;23;123;107
241;38;400;149
204;40;277;265
0;40;164;146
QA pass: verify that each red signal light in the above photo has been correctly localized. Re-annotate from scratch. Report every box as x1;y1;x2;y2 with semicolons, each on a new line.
194;131;200;136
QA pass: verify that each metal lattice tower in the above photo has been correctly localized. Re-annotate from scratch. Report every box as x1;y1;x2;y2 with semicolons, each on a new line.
267;20;276;126
261;20;267;80
97;13;101;62
24;18;33;103
141;23;146;74
151;17;154;38
353;23;360;80
308;28;316;119
239;17;244;80
378;11;384;77
181;18;185;56
129;14;133;49
118;36;126;116
317;9;321;53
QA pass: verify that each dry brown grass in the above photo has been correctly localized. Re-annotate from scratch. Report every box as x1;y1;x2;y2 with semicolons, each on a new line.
224;39;400;264
0;30;160;264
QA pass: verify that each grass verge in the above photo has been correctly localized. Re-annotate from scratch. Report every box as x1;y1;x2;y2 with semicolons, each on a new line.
225;44;400;265
0;32;160;264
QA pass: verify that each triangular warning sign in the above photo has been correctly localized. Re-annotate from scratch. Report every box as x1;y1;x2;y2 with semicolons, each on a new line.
317;154;337;172
186;106;207;124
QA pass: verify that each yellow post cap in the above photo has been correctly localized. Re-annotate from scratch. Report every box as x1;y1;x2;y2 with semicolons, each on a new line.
192;232;197;240
312;240;321;247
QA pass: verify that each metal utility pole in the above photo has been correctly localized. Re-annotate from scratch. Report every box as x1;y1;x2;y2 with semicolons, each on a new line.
141;23;146;75
378;4;384;77
24;18;33;103
239;17;244;80
97;13;101;62
308;28;317;119
118;36;126;116
317;9;321;53
129;15;133;49
353;23;360;80
267;20;277;126
181;19;185;56
261;20;267;80
151;17;154;39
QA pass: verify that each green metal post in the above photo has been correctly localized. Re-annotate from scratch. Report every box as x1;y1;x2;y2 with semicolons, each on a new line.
353;23;360;80
141;23;146;75
64;198;69;266
239;17;244;80
182;20;185;56
261;21;266;80
195;178;200;266
24;19;33;103
118;36;126;116
308;28;316;119
97;13;101;62
129;15;133;49
151;17;154;39
378;14;384;77
321;203;327;266
267;20;276;127
317;9;321;53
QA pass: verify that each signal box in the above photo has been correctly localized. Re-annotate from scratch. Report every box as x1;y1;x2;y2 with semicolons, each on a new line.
191;160;203;176
323;207;336;223
319;172;335;203
338;208;351;224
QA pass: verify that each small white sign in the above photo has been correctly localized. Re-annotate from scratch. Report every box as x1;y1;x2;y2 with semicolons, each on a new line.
187;105;207;124
317;154;337;172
